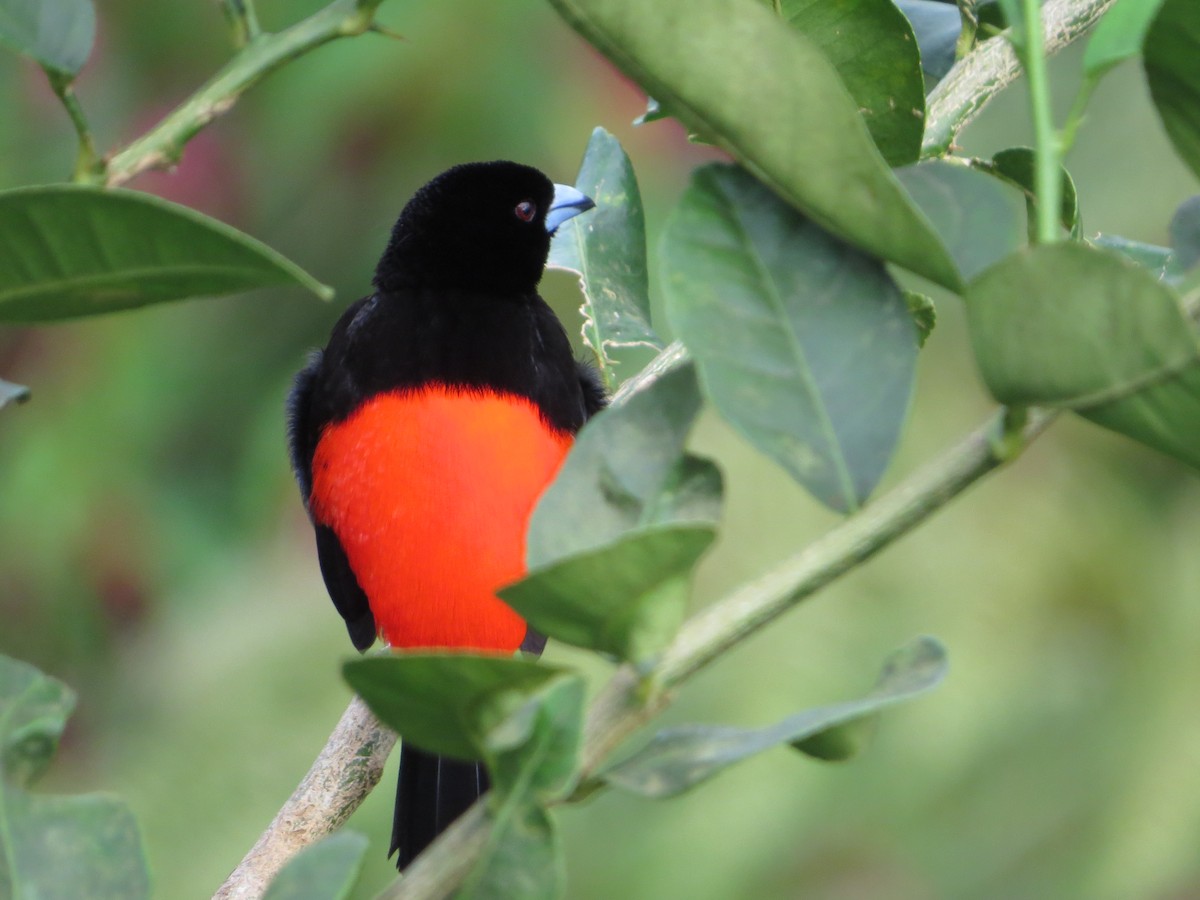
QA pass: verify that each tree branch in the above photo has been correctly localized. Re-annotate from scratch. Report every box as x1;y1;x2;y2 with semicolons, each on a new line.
105;0;385;187
212;696;396;900
922;0;1117;156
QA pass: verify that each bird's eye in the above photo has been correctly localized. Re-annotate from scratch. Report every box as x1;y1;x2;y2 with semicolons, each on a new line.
514;200;537;222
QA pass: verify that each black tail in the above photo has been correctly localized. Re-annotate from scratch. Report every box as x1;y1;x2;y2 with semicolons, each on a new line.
390;743;489;870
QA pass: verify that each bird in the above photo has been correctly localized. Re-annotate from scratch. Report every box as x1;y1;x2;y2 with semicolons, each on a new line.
286;161;603;869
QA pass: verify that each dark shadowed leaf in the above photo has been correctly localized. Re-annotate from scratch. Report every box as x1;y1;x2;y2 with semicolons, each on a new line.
663;164;917;513
0;376;29;410
549;127;659;390
343;655;566;761
0;0;94;76
1144;0;1200;181
1084;0;1167;80
966;243;1198;406
896;160;1026;280
895;0;962;84
527;361;719;568
985;147;1081;239
548;0;961;289
503;525;716;663
773;0;925;166
262;832;368;900
601;637;948;798
0;186;332;322
0;654;149;899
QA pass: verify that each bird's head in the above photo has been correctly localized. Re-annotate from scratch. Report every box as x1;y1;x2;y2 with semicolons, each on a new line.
373;161;594;296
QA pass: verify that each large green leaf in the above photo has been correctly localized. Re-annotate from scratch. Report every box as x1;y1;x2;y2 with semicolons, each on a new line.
457;801;561;900
663;164;917;514
503;525;716;663
1144;0;1200;181
965;243;1199;406
547;0;961;290
601;636;948;798
896;159;1027;280
0;0;94;76
0;654;150;900
342;655;566;761
527;361;720;569
773;0;925;167
262;832;368;900
0;377;29;411
1084;0;1167;80
0;186;332;322
548;127;659;390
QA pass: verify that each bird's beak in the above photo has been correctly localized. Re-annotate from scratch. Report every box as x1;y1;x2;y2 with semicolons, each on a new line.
545;183;595;234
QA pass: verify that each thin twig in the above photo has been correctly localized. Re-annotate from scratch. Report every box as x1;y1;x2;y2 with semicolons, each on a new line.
213;696;396;900
47;72;103;184
922;0;1117;155
106;0;383;187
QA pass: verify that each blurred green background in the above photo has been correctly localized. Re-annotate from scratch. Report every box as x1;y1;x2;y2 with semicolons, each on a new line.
2;1;1199;897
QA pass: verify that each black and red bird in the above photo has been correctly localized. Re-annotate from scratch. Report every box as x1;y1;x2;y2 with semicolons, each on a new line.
286;162;602;868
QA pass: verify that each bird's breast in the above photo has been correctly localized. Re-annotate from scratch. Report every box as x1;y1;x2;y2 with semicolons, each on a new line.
309;384;572;651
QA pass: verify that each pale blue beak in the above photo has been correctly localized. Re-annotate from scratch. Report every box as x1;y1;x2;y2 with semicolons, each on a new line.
545;183;595;234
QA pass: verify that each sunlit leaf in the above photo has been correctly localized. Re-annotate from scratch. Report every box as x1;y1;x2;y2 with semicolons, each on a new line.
1144;0;1200;181
663;164;917;513
528;361;719;569
549;127;659;390
262;832;368;900
0;654;150;899
548;0;961;289
503;525;716;663
1084;0;1167;79
896;159;1026;280
0;186;332;322
0;0;94;76
773;0;925;166
343;655;566;761
601;636;948;797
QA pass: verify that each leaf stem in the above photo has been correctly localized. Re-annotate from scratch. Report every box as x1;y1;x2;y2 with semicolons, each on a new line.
105;0;382;187
47;73;104;185
222;0;263;48
1020;0;1062;244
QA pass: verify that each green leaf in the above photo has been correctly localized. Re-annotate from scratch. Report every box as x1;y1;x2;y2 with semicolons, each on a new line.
895;0;963;84
1085;0;1167;80
503;525;716;663
995;0;1025;51
1091;233;1177;280
0;186;332;322
906;292;937;348
547;0;962;290
1170;194;1200;271
1144;0;1200;181
601;636;948;798
663;164;917;514
528;361;719;568
772;0;925;167
262;832;368;900
457;801;562;900
485;676;586;802
896;159;1027;281
984;147;1081;239
342;655;566;761
0;0;94;77
965;242;1200;407
548;127;659;390
1082;366;1200;469
0;376;29;411
0;654;150;899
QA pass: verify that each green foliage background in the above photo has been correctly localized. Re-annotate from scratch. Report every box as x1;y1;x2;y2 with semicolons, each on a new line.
0;0;1198;897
